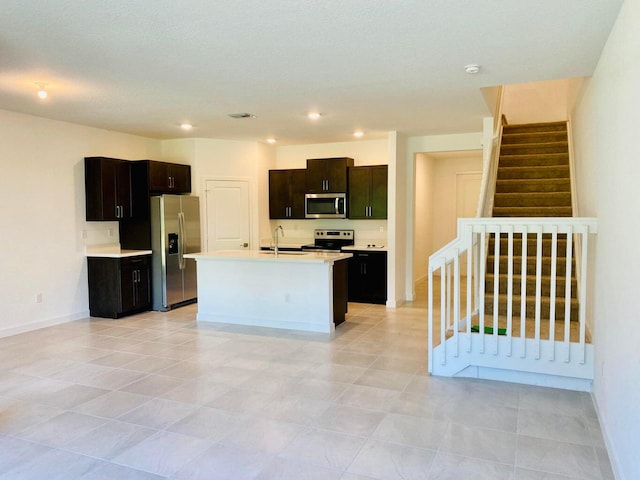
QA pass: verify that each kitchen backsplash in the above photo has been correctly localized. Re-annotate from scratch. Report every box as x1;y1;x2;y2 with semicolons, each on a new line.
267;218;388;246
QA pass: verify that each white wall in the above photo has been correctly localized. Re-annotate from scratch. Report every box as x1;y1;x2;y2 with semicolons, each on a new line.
276;139;388;169
414;153;435;282
429;152;483;252
161;138;276;251
502;78;584;124
389;132;407;306
571;1;640;478
405;132;483;298
0;109;160;337
412;151;482;283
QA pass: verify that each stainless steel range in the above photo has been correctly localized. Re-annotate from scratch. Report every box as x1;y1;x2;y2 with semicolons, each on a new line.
301;229;354;252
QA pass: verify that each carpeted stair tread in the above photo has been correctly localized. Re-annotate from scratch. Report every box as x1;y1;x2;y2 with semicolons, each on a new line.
501;142;569;155
502;131;568;145
486;254;576;276
488;235;570;256
484;294;579;319
493;206;573;217
494;192;572;207
496;178;571;193
497;165;570;180
498;153;569;168
502;121;568;134
493;192;572;208
485;273;577;297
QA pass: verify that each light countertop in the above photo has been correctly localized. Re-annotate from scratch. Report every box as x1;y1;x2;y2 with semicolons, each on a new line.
184;250;352;264
342;245;387;252
85;244;152;258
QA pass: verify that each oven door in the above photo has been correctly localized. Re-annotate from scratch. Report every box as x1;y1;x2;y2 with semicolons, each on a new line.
305;193;346;218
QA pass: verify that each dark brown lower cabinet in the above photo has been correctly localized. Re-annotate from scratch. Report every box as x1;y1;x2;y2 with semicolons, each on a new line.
348;251;387;304
87;255;151;318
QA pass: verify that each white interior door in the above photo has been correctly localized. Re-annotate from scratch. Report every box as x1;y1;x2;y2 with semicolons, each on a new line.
205;179;250;251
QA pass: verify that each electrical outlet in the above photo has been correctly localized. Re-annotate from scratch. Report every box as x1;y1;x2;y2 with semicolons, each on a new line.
80;230;87;240
108;228;114;237
35;293;43;303
379;226;384;232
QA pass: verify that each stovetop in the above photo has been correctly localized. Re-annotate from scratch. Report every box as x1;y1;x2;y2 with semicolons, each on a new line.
302;229;355;251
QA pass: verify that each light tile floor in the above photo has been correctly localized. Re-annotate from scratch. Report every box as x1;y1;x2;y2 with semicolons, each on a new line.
0;281;614;479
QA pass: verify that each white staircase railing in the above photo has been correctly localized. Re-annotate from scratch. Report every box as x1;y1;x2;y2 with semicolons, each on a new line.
428;217;598;389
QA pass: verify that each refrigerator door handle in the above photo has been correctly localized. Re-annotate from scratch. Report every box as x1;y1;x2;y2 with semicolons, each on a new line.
178;211;186;270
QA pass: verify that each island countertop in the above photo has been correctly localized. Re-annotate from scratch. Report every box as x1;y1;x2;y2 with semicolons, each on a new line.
186;249;351;334
184;250;352;263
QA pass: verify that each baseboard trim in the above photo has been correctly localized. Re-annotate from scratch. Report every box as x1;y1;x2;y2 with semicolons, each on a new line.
453;365;593;391
0;311;90;339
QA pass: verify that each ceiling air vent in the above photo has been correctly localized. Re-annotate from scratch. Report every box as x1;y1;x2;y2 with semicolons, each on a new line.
228;113;256;119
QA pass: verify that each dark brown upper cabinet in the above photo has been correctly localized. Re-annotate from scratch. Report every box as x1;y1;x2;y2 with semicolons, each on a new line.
305;157;354;193
348;165;388;219
269;169;307;219
84;157;132;221
143;160;191;194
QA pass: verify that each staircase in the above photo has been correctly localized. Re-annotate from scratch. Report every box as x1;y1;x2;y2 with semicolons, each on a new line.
493;121;571;217
485;122;578;324
428;115;598;390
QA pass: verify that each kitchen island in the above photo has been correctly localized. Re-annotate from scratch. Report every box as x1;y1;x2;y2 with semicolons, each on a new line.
184;250;352;333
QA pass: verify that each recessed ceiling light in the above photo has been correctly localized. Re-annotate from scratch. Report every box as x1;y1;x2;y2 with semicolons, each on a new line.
180;123;193;130
464;64;481;74
353;131;364;138
307;112;322;120
35;82;47;99
266;138;277;144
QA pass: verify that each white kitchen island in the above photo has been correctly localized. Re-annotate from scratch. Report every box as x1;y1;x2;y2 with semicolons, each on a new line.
184;250;352;334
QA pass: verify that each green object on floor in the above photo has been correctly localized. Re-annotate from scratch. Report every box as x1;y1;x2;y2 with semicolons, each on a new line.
471;325;507;335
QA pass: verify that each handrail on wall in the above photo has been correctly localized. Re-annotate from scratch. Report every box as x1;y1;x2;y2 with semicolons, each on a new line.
477;86;505;219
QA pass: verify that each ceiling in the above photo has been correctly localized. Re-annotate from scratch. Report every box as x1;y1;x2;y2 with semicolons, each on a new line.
0;1;623;145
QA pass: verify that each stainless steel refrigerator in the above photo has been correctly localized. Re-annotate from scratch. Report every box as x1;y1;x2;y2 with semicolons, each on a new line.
150;195;201;311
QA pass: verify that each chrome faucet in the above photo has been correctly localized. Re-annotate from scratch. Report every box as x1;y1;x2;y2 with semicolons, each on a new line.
274;225;284;256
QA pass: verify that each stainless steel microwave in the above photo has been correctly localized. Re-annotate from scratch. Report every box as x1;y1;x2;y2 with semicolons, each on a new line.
305;193;347;218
